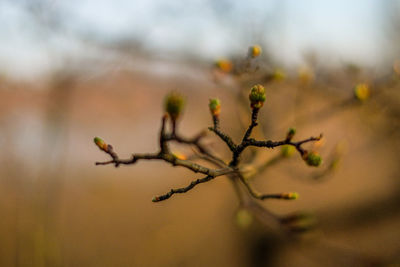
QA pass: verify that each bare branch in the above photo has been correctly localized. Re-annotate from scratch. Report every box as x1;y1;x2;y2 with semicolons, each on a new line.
152;175;215;202
208;113;237;152
95;153;161;167
96;147;233;177
246;134;323;156
242;108;259;141
94;82;324;203
238;173;298;200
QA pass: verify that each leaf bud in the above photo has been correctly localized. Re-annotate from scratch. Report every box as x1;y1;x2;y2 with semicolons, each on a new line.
304;151;322;167
249;84;266;109
281;192;299;200
215;59;233;73
248;45;262;58
209;98;221;117
164;91;185;120
281;145;295;157
354;83;370;101
94;137;108;152
286;127;296;140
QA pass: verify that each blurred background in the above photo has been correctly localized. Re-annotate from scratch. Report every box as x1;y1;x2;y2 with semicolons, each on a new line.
1;0;400;266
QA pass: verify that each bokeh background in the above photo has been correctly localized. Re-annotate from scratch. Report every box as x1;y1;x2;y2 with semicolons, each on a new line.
1;0;400;266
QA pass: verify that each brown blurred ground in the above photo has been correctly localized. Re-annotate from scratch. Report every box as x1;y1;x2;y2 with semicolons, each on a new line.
0;61;399;266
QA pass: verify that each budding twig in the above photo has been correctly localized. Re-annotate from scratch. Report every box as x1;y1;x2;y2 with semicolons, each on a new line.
242;107;259;142
208;116;237;152
95;145;233;177
244;134;323;156
238;173;298;200
152;175;214;202
94;84;324;203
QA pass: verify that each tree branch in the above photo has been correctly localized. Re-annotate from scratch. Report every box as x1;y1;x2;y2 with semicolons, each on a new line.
245;134;323;156
238;173;298;200
208;113;237;152
96;148;233;177
94;85;324;203
242;108;259;141
152;175;215;202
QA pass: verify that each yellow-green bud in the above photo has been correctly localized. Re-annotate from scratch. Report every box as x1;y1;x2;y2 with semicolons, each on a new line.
248;45;262;58
286;127;296;140
94;137;108;152
164;92;185;120
236;209;253;229
281;192;299;200
272;68;285;81
215;59;233;73
209;98;221;117
281;145;295;157
172;151;187;160
249;84;266;109
304;151;322;167
298;66;314;85
330;158;340;170
353;83;370;101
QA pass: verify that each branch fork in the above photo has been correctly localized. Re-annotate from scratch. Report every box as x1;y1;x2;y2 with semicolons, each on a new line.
94;85;323;202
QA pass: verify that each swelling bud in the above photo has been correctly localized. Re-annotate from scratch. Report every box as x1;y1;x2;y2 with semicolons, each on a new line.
215;59;233;73
249;84;266;109
94;137;108;152
164;92;185;120
281;192;299;200
281;145;295;157
304;151;322;167
209;98;221;117
286;127;296;140
248;45;262;58
354;83;370;101
272;68;286;81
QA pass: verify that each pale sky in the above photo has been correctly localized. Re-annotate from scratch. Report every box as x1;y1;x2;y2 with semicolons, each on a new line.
0;0;396;78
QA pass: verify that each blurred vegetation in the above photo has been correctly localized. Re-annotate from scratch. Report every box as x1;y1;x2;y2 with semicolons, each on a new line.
1;1;400;267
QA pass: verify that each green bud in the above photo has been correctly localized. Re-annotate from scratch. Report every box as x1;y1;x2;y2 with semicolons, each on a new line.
209;98;221;116
249;84;266;109
164;92;185;120
94;137;108;152
281;192;299;200
305;152;322;167
330;158;340;170
353;83;370;101
286;127;296;140
248;45;262;58
272;68;285;81
281;145;295;157
236;209;253;229
215;59;233;73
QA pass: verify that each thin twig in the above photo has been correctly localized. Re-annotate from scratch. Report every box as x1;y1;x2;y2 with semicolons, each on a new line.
152;175;215;202
238;173;297;200
94;86;323;203
242;108;259;141
96;150;233;177
246;134;322;156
